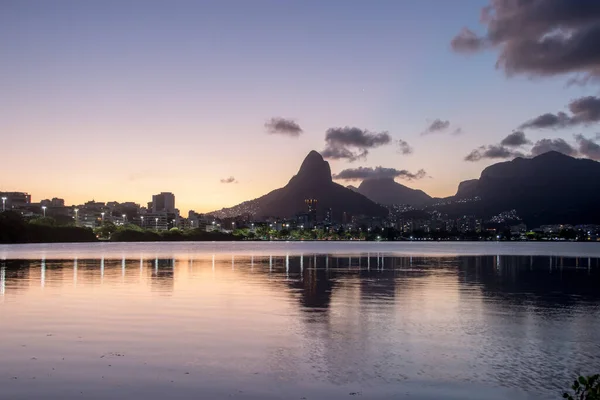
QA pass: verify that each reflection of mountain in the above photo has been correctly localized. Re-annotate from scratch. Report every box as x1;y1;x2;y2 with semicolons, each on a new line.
458;255;600;305
288;263;336;311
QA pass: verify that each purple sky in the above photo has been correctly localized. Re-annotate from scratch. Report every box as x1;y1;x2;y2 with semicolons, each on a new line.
2;0;599;213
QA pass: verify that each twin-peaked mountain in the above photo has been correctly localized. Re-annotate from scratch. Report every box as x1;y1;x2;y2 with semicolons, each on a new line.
211;151;388;219
212;150;600;225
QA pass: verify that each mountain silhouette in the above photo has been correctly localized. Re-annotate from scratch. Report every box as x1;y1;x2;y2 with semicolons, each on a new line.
357;178;432;206
438;151;600;225
212;151;388;220
454;179;479;199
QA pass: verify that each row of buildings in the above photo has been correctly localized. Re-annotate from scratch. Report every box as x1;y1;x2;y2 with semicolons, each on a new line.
1;191;186;231
3;191;599;237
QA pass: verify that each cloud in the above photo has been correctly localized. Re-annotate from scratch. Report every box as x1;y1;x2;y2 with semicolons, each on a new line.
451;1;600;83
575;134;600;160
220;176;237;184
422;119;450;135
451;28;487;53
500;131;531;147
519;112;571;130
396;139;413;155
333;166;427;181
452;127;463;135
530;138;578;157
265;117;303;137
321;126;391;161
519;96;600;130
569;96;600;124
464;145;524;162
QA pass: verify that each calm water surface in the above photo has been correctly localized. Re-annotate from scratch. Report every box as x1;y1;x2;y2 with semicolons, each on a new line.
1;242;599;400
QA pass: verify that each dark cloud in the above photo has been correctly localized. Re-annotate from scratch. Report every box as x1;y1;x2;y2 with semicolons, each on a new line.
422;119;450;135
520;112;571;130
575;134;600;160
321;126;391;162
265;117;303;137
333;166;427;181
530;138;578;157
451;1;600;83
396;139;413;155
464;145;524;162
500;131;531;147
452;127;463;135
519;96;600;129
220;176;237;184
569;96;600;124
321;146;368;162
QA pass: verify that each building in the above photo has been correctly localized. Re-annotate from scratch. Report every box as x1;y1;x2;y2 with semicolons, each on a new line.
0;192;31;211
325;207;332;224
152;192;176;213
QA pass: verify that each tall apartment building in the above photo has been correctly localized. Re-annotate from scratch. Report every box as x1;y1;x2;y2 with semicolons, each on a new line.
152;192;175;213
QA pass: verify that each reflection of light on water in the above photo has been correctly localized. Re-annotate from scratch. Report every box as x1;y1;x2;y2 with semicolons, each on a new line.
41;257;46;288
269;255;272;272
251;255;254;271
212;254;215;272
122;256;126;278
367;253;370;270
100;256;104;282
232;255;235;270
73;257;78;287
140;256;143;278
0;266;5;296
285;253;289;280
154;257;158;275
300;254;304;273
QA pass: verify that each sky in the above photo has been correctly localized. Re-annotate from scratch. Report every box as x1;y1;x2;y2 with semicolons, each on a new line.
2;0;600;214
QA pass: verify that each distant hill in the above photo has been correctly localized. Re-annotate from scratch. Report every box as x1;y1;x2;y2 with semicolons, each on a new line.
211;151;388;220
356;178;432;206
434;151;600;225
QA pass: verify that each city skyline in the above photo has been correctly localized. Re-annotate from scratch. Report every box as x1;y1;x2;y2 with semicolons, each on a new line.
3;1;600;214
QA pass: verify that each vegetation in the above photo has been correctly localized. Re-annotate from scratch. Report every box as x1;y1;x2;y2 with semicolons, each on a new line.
94;223;239;242
564;375;600;400
0;211;96;243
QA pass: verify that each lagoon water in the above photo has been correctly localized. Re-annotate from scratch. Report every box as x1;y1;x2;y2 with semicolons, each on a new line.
1;242;599;399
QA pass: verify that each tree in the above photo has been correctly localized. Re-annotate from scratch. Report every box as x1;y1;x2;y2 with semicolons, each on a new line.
94;222;117;240
564;375;600;400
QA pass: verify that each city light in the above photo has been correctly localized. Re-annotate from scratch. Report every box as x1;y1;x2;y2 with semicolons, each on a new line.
41;205;46;217
1;196;6;212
